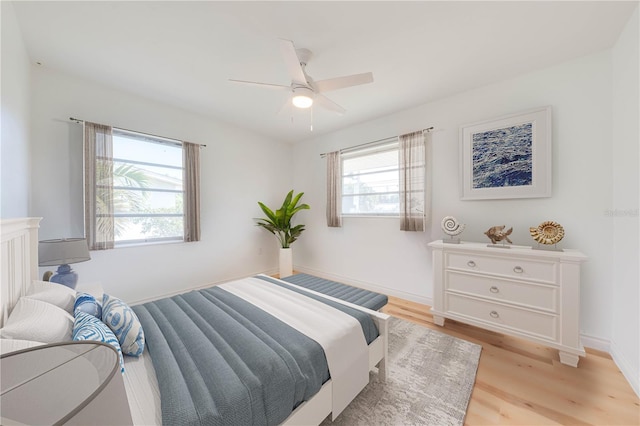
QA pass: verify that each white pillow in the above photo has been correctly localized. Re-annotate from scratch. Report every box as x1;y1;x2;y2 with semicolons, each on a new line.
25;280;76;314
0;338;45;355
0;298;74;343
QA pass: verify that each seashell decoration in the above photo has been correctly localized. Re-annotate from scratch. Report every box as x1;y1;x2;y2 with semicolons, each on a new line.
530;221;565;245
441;216;465;237
484;225;513;244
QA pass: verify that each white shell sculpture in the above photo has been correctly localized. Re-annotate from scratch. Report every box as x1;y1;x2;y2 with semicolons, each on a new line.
441;216;465;236
530;221;565;245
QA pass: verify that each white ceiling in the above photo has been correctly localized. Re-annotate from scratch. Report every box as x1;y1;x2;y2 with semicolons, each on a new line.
12;1;637;143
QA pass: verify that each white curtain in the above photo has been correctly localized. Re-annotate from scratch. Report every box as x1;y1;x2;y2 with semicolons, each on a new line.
84;122;115;250
399;130;430;231
326;151;342;227
183;141;201;242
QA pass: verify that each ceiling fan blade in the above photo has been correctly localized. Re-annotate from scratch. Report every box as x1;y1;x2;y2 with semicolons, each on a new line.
277;94;293;116
315;94;346;115
228;79;290;90
314;72;374;93
279;39;307;85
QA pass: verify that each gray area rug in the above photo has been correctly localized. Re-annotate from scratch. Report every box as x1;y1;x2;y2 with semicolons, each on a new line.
322;317;482;426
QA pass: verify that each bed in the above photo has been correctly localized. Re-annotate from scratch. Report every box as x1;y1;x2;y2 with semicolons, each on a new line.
0;218;389;425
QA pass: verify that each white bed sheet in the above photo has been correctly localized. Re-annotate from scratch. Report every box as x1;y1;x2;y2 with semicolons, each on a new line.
123;350;161;426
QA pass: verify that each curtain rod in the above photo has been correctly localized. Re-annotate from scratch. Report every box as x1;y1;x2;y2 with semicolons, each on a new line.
69;117;207;147
319;127;434;158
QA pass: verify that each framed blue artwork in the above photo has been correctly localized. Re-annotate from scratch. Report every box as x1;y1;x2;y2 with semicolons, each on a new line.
460;106;552;200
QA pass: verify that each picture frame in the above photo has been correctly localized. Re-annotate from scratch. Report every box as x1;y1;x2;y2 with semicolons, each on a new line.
459;106;552;200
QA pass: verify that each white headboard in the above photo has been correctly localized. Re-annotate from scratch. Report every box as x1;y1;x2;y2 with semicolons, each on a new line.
1;218;41;327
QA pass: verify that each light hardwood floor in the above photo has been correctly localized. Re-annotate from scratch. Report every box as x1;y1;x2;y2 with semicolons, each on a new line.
382;296;640;425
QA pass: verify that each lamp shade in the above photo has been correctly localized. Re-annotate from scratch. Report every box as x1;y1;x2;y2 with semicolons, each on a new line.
1;342;133;425
38;238;91;267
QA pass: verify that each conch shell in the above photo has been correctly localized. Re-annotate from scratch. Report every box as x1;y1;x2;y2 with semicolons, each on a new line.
441;216;465;236
484;225;513;244
530;221;564;245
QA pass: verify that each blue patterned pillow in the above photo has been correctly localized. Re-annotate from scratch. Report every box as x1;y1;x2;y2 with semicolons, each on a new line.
73;311;124;373
74;292;102;318
102;294;145;357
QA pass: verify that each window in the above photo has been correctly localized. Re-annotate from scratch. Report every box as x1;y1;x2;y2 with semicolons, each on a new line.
85;121;200;250
342;141;400;216
109;130;184;245
328;131;428;229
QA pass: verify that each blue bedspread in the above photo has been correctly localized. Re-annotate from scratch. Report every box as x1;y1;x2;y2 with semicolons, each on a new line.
133;278;379;426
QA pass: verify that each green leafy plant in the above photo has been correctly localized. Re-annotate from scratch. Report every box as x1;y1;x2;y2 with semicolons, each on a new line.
256;190;310;248
96;162;150;238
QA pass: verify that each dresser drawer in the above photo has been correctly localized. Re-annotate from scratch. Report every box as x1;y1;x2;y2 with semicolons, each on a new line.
446;271;557;312
445;252;557;283
445;293;558;341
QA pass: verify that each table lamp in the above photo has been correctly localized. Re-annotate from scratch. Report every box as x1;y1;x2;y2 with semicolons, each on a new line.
1;341;133;425
38;238;91;289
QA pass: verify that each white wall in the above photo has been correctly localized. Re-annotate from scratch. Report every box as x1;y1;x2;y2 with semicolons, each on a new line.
293;50;615;341
611;6;639;397
1;1;31;218
30;67;292;303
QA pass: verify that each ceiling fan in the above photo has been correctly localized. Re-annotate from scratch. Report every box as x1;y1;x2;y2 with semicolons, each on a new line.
229;39;374;115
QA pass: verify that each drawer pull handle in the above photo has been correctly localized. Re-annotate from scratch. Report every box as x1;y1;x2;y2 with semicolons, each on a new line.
513;266;524;273
467;261;476;267
490;311;499;318
489;286;499;293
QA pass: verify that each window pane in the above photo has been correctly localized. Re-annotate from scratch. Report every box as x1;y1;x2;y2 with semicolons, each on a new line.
342;145;400;216
110;129;184;245
343;170;399;195
113;190;183;214
343;149;397;175
113;161;182;190
114;216;184;242
342;193;399;215
113;132;182;167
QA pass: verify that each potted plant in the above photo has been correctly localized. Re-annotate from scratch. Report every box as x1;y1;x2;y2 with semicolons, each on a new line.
255;190;310;278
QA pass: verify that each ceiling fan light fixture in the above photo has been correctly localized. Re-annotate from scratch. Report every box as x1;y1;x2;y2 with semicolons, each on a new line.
292;87;314;109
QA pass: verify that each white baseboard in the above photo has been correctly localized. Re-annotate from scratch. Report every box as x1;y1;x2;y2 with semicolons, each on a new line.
294;266;433;306
573;335;639;398
610;339;640;398
580;333;610;353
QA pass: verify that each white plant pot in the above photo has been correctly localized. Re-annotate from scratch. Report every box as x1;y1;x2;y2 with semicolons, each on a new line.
279;247;293;278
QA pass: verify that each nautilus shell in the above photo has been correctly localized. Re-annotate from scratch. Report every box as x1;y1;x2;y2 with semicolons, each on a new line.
530;221;565;245
441;216;465;236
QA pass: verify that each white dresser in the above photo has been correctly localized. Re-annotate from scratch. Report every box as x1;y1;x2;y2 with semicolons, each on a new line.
428;240;588;367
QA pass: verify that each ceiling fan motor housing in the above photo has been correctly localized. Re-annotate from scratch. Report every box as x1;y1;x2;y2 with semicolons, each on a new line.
295;48;313;66
292;86;314;108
